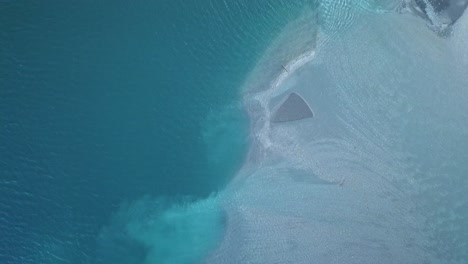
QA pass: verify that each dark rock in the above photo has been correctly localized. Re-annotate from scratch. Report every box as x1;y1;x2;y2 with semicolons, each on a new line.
412;0;468;27
271;93;314;123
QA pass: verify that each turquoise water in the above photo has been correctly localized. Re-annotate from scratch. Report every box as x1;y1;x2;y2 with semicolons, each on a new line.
0;1;314;263
5;1;466;263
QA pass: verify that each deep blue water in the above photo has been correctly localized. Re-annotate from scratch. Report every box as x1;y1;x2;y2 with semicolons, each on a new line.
0;1;311;263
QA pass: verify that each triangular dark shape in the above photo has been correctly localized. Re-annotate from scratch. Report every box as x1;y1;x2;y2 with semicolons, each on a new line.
271;92;313;123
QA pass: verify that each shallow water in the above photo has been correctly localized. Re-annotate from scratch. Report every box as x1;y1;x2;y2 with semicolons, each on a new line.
208;2;468;264
1;1;467;264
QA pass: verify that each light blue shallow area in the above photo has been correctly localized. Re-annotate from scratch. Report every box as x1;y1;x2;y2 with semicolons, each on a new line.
206;3;468;264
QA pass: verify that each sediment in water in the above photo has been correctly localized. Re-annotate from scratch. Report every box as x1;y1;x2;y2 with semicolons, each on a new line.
207;4;468;264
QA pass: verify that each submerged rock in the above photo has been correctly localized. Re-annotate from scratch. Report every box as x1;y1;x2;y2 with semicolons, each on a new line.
407;0;468;33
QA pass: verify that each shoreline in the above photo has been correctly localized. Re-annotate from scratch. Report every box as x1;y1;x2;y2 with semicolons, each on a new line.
248;49;315;157
207;5;468;264
232;9;320;181
230;50;317;187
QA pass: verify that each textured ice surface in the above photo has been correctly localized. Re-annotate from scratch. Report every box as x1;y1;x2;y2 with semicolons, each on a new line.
207;4;468;264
